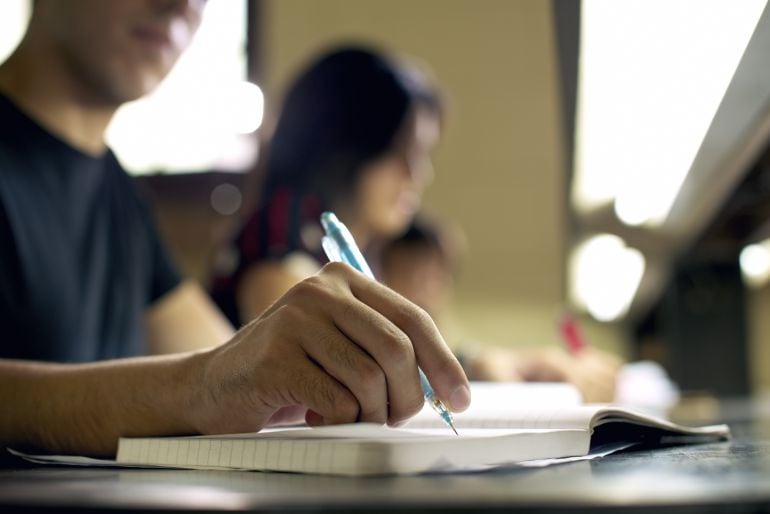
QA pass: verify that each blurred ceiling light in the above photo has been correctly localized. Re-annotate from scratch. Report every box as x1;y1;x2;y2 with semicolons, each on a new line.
569;234;646;322
106;0;258;174
740;239;770;287
572;0;766;226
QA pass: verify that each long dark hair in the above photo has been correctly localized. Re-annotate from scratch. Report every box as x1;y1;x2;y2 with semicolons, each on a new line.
211;46;442;325
260;45;442;210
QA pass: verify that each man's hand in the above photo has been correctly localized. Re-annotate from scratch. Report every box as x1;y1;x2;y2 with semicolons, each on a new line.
0;263;469;457
186;262;471;435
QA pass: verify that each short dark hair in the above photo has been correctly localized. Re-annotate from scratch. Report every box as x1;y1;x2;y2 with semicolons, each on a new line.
381;216;462;275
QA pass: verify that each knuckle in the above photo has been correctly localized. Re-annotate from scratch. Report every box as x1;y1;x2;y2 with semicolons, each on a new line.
289;276;325;298
288;276;340;306
391;390;425;424
357;360;386;391
396;303;434;334
320;261;353;279
380;325;414;362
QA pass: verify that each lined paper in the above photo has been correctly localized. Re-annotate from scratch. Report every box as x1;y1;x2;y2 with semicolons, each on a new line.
9;384;730;476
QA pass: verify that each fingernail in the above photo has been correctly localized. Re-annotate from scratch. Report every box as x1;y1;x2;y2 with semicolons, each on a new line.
449;385;471;412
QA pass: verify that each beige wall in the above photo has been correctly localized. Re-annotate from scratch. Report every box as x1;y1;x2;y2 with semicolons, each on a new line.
748;285;770;394
261;0;615;352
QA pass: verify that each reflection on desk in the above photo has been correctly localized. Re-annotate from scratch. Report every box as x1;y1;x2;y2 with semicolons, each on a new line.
1;399;769;513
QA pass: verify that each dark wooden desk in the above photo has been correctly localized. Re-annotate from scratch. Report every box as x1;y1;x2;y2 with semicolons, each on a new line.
1;404;769;514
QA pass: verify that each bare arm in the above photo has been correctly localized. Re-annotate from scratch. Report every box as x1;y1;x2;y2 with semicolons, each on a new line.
0;352;203;456
236;256;319;322
0;263;470;457
146;280;234;354
0;283;237;455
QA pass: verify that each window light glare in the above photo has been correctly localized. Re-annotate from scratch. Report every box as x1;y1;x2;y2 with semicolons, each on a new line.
740;241;770;287
0;0;29;64
572;0;766;226
614;191;651;227
569;234;646;322
229;81;264;135
105;0;254;174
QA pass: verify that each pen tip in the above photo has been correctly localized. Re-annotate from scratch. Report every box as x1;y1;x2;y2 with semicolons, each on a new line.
441;410;458;435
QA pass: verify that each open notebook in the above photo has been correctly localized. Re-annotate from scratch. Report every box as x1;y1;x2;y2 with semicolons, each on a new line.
12;383;729;476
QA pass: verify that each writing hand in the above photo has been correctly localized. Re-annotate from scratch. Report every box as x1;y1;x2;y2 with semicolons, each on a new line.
188;262;471;434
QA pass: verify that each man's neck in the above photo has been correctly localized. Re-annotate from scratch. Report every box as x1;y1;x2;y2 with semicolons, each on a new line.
0;42;117;156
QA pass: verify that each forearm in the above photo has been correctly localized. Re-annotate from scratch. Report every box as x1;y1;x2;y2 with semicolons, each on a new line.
0;264;472;459
0;352;206;457
146;281;235;355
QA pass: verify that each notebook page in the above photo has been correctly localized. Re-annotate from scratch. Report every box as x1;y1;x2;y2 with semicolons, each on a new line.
589;407;731;437
407;405;603;430
407;382;582;426
464;382;583;408
166;423;497;441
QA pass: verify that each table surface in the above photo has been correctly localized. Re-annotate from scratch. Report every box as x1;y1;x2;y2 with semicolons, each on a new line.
1;401;769;514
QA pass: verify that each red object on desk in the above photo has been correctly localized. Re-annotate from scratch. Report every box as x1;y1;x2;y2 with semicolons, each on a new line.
558;312;588;355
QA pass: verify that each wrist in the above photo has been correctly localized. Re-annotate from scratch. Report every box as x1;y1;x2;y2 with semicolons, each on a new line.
177;349;212;435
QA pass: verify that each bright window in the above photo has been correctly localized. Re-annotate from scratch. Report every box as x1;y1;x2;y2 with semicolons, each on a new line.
0;0;261;175
572;0;766;226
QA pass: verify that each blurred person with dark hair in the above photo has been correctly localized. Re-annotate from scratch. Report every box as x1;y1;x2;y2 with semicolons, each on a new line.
380;215;460;321
0;2;469;458
380;216;622;403
210;44;620;402
211;45;442;323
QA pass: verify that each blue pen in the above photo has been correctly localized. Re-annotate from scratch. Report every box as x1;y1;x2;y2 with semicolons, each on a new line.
320;211;458;435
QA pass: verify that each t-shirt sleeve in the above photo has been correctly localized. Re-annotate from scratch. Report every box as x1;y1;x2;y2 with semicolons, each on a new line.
0;192;21;322
122;171;182;304
145;213;182;302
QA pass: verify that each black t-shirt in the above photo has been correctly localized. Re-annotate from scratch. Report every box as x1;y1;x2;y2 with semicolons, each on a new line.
0;94;181;362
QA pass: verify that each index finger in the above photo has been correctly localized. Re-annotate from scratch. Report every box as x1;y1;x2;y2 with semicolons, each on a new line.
329;264;471;413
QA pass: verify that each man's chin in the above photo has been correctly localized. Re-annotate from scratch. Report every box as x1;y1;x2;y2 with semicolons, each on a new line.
121;75;164;102
99;68;168;105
